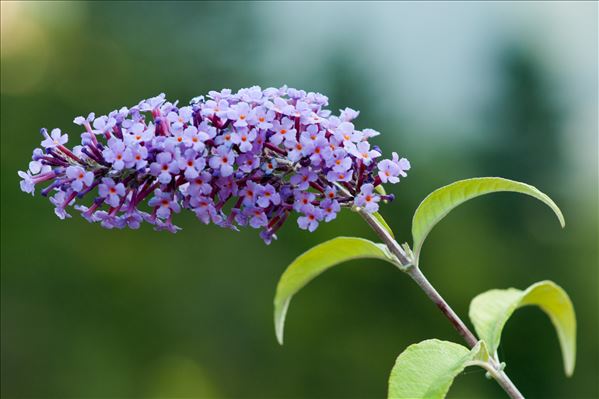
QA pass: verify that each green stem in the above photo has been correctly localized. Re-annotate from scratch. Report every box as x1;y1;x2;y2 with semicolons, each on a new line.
359;211;525;399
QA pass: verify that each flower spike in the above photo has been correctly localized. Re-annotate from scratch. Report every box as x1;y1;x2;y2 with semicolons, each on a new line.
19;86;410;243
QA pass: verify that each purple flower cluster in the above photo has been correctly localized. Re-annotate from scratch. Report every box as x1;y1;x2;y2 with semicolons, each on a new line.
19;86;410;243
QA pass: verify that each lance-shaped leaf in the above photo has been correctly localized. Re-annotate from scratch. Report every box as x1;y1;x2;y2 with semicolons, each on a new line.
411;177;565;264
388;339;489;399
469;280;576;376
274;236;398;345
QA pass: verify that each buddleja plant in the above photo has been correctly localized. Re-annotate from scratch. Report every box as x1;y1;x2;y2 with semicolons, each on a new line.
19;86;575;398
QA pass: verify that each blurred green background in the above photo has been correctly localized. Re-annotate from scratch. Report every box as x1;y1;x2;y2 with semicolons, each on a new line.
1;2;597;398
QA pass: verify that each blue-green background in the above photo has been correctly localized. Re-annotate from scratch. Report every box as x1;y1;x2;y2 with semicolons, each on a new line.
2;2;597;398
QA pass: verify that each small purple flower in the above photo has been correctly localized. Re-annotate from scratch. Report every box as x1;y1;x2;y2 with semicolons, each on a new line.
138;93;166;112
201;99;229;120
215;130;240;147
190;195;221;224
355;183;380;213
267;97;294;116
326;169;353;183
351;141;381;165
238;85;264;103
178;148;205;180
378;152;411;183
257;184;281;208
362;128;380;139
328;149;352;172
290;167;317;190
41;128;68;149
119;210;144;229
259;229;276;245
324;186;337;201
209;146;236;177
183;126;208;152
95;211;119;229
50;191;72;220
125;144;148;170
98;178;126;207
197;121;217;140
320;198;341;222
148;189;181;219
305;111;325;125
244;206;268;228
167;106;193;131
270;118;296;146
124;122;154;145
339;107;360;122
301;124;322;143
240;181;263;206
18;170;35;195
335;122;362;148
227;102;253;127
261;158;278;175
307;135;332;166
29;148;46;173
254;107;275;130
150;152;178;184
187;171;212;196
66;166;94;192
102;139;130;171
285;140;304;163
92;116;116;136
292;102;311;120
167;124;187;146
297;204;323;232
397;156;411;177
237;153;260;173
377;160;400;184
109;106;130;124
73;113;95;127
238;128;257;153
215;176;238;198
293;190;315;212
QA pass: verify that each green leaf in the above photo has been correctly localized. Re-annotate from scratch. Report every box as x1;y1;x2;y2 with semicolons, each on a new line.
469;280;576;376
274;237;398;345
388;339;489;399
411;177;565;264
372;211;395;238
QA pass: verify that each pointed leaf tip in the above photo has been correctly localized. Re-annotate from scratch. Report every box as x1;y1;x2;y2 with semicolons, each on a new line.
469;280;576;376
411;177;565;264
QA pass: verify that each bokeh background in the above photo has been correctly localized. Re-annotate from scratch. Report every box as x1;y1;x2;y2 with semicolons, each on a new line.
1;1;597;398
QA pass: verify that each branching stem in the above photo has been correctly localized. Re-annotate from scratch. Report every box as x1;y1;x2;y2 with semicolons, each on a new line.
359;211;525;399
